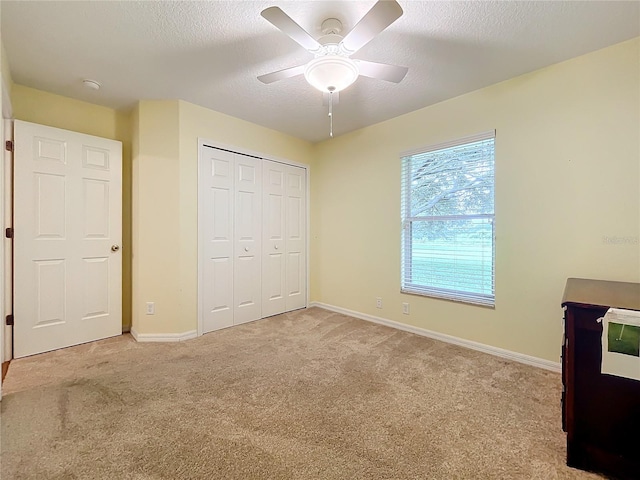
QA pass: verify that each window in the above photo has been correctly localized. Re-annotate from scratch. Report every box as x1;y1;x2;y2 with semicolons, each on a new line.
401;131;495;306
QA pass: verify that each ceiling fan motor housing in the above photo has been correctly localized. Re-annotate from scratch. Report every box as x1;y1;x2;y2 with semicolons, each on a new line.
321;18;343;35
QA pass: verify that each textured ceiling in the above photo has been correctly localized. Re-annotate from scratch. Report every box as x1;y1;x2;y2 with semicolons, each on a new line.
2;1;639;143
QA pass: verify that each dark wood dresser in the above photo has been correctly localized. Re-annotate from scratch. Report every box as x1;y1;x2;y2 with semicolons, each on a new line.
562;278;640;479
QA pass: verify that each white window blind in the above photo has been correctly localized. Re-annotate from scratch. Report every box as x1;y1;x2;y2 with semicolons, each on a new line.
401;131;495;306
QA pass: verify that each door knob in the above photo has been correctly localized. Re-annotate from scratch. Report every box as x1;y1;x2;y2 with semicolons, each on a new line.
274;245;279;250
244;247;249;252
111;245;120;252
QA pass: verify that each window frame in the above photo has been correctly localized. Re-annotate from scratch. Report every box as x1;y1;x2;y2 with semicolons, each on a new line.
400;131;496;307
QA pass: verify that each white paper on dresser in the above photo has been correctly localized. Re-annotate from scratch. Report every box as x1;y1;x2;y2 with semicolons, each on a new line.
600;308;640;381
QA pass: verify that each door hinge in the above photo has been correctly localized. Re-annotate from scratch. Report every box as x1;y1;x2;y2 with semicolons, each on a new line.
5;227;13;239
5;314;13;326
5;140;13;152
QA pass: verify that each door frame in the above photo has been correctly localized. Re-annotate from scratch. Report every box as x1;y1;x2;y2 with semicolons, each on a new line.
1;76;13;398
196;138;310;337
2;119;13;364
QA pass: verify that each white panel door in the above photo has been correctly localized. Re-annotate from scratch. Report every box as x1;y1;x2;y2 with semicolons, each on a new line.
199;146;234;333
233;156;262;324
262;160;286;317
285;165;306;311
14;120;122;358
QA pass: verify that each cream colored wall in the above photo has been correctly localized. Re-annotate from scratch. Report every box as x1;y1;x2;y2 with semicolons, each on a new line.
13;85;120;140
130;104;140;335
131;100;313;335
310;38;640;362
115;110;132;331
174;101;313;334
1;44;12;103
177;101;314;332
131;100;180;334
11;85;134;329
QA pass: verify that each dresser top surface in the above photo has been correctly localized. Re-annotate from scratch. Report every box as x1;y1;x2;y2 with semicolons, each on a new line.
562;278;640;310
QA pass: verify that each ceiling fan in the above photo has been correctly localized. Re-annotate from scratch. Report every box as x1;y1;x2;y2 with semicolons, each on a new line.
258;0;408;95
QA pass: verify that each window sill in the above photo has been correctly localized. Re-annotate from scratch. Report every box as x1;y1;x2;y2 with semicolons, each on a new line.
401;287;495;308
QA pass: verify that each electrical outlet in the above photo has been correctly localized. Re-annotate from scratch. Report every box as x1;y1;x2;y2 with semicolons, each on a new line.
402;302;410;315
376;297;382;309
146;302;155;315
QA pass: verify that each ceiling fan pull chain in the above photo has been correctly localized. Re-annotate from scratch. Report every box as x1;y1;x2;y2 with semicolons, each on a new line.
329;89;334;138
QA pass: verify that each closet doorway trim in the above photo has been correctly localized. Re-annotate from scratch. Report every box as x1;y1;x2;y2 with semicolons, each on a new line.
196;138;310;337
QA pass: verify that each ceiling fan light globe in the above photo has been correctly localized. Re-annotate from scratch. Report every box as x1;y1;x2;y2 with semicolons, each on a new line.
304;55;359;93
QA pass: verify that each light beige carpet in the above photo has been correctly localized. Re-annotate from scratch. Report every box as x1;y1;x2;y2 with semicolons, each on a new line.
1;307;603;479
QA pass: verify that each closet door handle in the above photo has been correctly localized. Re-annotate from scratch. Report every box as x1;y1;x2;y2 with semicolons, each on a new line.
274;245;279;250
244;247;249;252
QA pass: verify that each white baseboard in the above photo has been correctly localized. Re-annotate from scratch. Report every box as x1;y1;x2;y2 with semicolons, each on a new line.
309;302;561;373
130;328;198;343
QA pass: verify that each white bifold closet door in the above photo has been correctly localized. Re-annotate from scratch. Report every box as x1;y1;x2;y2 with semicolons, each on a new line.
199;145;306;335
262;160;306;317
200;147;262;333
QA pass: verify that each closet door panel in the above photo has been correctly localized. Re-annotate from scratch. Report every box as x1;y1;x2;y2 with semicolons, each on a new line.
200;147;234;332
233;156;262;324
262;160;286;317
285;165;306;311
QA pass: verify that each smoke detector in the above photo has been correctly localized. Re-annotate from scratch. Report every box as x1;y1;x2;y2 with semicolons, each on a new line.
82;79;101;90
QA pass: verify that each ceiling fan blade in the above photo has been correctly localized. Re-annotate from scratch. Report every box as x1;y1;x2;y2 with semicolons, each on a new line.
341;0;403;54
261;7;321;52
258;64;306;84
355;60;408;83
